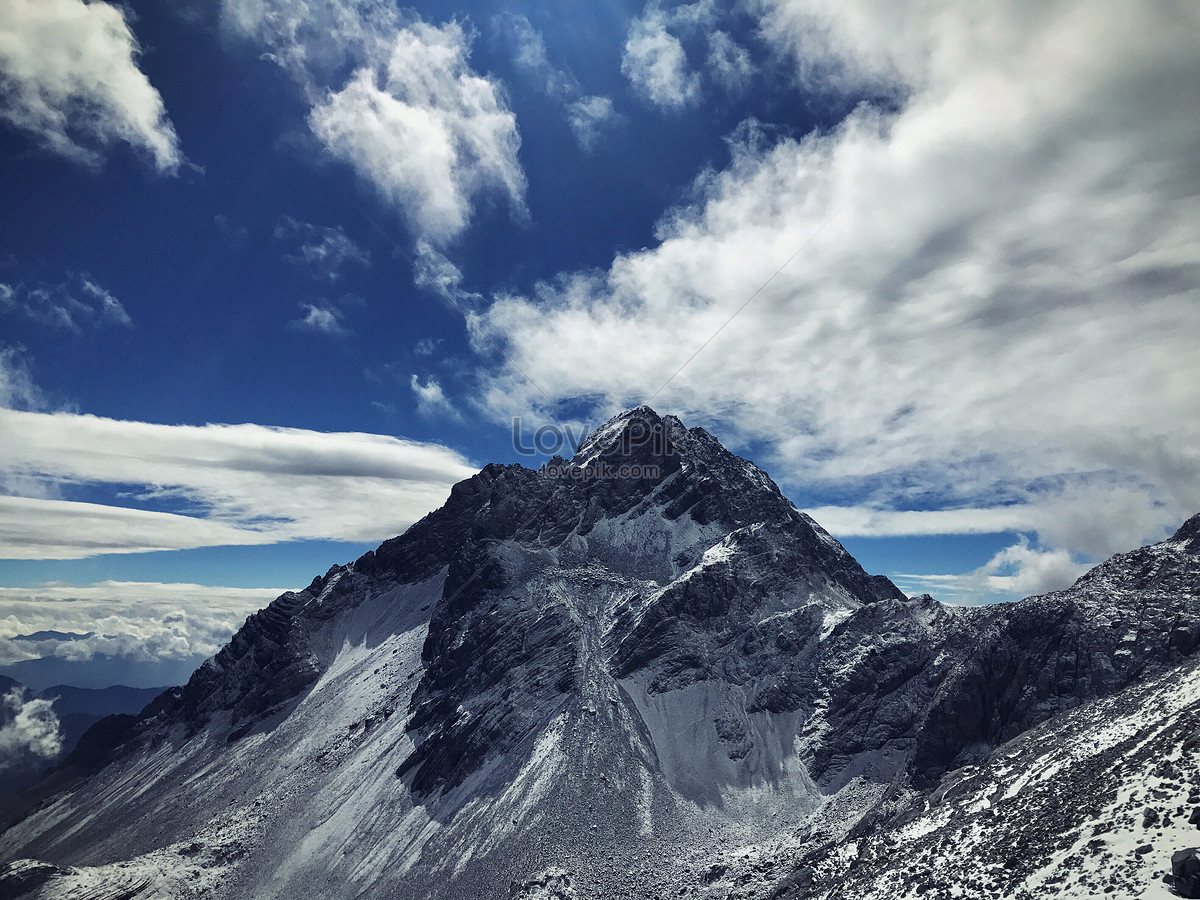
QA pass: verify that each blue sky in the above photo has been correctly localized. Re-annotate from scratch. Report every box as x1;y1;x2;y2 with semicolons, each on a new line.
1;0;1198;687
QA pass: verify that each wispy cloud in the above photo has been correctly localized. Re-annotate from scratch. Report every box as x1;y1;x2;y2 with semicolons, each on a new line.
0;346;46;411
274;216;369;279
0;0;181;171
0;495;275;560
410;375;462;422
414;337;442;357
567;96;618;150
477;1;1200;567
495;13;619;149
0;274;133;332
0;408;477;559
290;301;349;337
706;31;755;94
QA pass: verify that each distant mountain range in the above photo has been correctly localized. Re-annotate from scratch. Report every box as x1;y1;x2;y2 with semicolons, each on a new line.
0;653;207;693
2;407;1198;899
0;681;166;796
9;632;94;643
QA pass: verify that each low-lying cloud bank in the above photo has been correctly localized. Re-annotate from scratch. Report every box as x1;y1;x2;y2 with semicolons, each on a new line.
0;581;284;669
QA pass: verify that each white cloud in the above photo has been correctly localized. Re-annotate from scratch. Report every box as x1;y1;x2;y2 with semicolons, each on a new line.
476;1;1200;565
308;21;525;245
707;31;755;94
806;504;1039;537
222;3;526;243
0;495;276;560
621;7;701;109
229;9;518;247
971;539;1086;597
807;484;1182;560
0;408;477;558
0;582;282;667
290;301;348;336
0;0;180;171
0;688;61;770
274;216;369;279
410;375;462;422
219;0;398;86
0;274;133;332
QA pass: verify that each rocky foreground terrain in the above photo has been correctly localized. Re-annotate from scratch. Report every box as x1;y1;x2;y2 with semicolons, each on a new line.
2;407;1199;899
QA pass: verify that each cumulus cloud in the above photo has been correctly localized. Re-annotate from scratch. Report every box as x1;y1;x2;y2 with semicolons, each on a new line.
971;540;1087;598
0;408;477;558
0;582;282;668
221;2;525;246
0;274;133;332
274;216;369;279
308;20;525;246
0;0;180;171
0;688;61;770
621;7;701;109
477;1;1200;567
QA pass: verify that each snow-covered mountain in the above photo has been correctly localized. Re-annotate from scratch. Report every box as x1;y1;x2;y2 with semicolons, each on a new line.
2;407;1199;900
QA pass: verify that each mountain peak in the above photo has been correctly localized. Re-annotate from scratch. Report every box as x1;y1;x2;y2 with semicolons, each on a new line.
570;404;677;467
1173;511;1200;549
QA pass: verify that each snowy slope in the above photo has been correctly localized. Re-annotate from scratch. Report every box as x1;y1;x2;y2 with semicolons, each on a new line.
782;652;1200;899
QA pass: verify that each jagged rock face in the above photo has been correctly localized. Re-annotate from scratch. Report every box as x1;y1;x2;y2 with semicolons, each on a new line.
3;405;1200;900
908;525;1200;786
397;407;907;796
771;649;1200;900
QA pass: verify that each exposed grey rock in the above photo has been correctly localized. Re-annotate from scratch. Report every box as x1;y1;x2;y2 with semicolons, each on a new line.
1174;847;1200;898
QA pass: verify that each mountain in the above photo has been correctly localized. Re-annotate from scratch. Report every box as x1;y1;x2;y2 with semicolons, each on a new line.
1;408;1198;900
